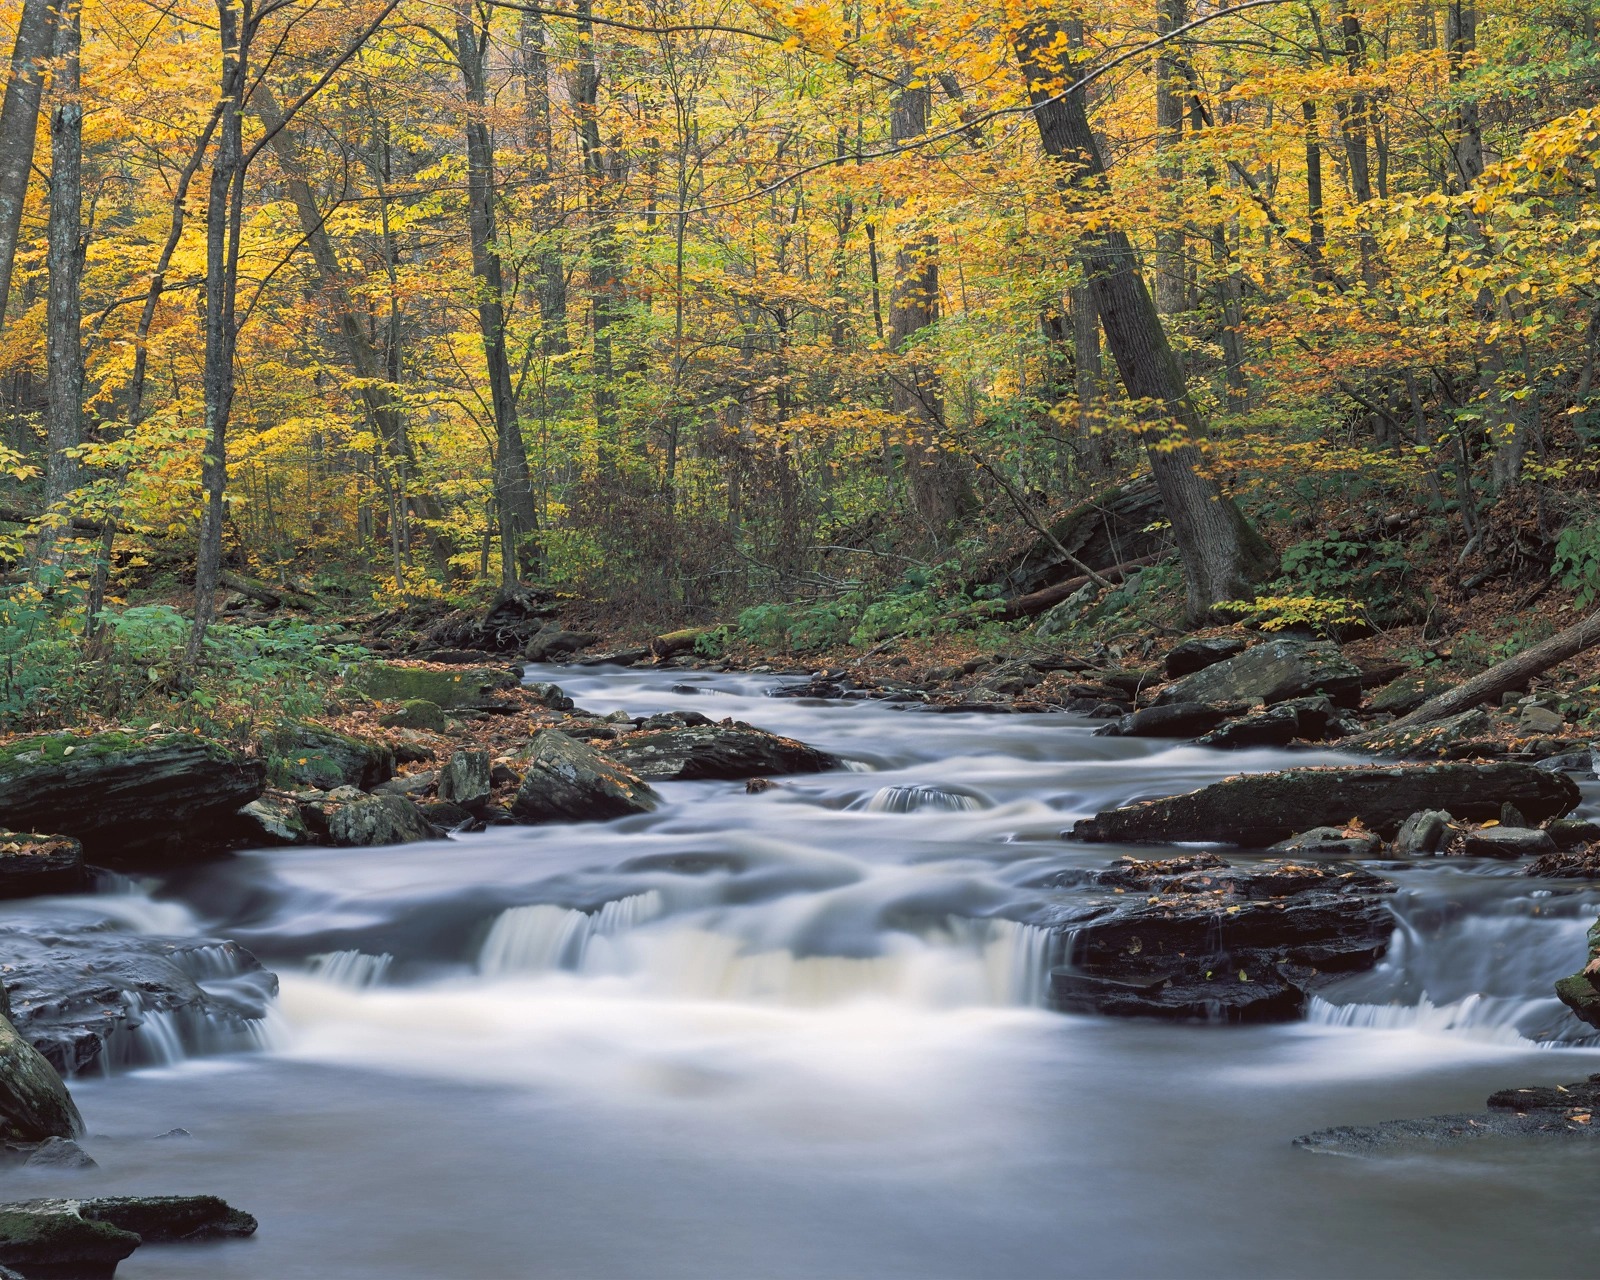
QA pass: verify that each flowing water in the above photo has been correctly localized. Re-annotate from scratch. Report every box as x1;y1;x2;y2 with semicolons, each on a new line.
8;666;1600;1278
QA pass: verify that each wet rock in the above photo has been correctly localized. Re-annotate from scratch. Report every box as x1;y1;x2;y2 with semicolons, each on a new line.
0;733;265;864
1555;918;1600;1028
0;1015;82;1142
1044;856;1394;1022
0;919;276;1077
1069;762;1579;848
301;788;439;848
371;771;437;798
1461;826;1556;858
437;751;492;811
1269;826;1383;857
524;681;574;711
0;1194;256;1278
22;1138;95;1171
260;723;395;792
77;1194;257;1242
1154;638;1362;710
1394;809;1455;856
416;799;481;832
378;699;447;732
1196;696;1342;749
1295;1073;1600;1156
1525;847;1600;878
511;731;659;823
1546;818;1600;850
1366;671;1456;716
233;792;310;846
0;1202;140;1278
1535;748;1596;776
353;663;520;710
1163;636;1247;678
606;721;839;782
0;835;83;899
1094;702;1245;739
573;647;651;668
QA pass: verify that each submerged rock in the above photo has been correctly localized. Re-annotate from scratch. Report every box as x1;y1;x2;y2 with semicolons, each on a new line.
0;834;84;899
1069;762;1579;848
511;731;659;823
1044;855;1394;1022
606;720;839;782
1269;826;1383;857
21;1138;95;1171
0;1015;82;1142
1295;1073;1600;1156
0;919;276;1077
0;734;264;864
1154;638;1362;710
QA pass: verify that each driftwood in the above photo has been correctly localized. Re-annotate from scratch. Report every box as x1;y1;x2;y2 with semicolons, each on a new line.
998;554;1164;621
1354;605;1600;741
651;626;719;659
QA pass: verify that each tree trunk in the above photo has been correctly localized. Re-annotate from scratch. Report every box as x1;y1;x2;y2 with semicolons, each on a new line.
573;0;621;472
887;62;972;540
518;7;568;361
187;0;246;662
1445;2;1484;190
1152;0;1186;316
38;0;81;569
453;0;540;585
0;0;57;335
1013;20;1275;621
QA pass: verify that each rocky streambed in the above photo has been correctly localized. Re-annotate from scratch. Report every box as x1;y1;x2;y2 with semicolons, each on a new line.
2;656;1600;1276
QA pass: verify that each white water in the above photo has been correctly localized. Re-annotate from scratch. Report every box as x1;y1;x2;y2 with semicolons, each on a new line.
13;665;1600;1279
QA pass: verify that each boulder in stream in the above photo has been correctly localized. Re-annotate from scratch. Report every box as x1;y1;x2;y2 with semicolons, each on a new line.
1042;854;1394;1022
234;792;310;846
300;788;440;847
1195;696;1343;749
1069;762;1579;848
1094;702;1245;739
0;1013;82;1143
437;750;492;811
511;731;659;823
1154;638;1362;709
0;734;265;864
0;1194;256;1278
1163;636;1248;678
606;718;839;781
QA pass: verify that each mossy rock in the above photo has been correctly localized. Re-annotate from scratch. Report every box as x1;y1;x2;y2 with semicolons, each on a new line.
379;699;448;732
0;1014;82;1143
260;723;395;791
352;663;519;710
0;1206;139;1275
1368;671;1457;715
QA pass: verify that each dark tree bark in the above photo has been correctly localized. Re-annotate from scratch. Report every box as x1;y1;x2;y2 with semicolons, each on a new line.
38;0;81;569
1152;0;1186;316
452;0;540;584
573;0;622;471
0;0;57;335
1013;20;1275;621
517;7;568;360
187;0;247;662
887;61;972;540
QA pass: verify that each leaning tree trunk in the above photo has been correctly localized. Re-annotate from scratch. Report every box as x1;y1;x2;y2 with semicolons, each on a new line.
38;0;82;570
452;0;541;584
0;0;57;335
1013;20;1275;621
188;0;246;662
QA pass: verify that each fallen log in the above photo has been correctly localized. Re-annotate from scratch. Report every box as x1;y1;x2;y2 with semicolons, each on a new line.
998;554;1165;621
0;505;134;535
650;626;720;659
1347;604;1600;744
219;569;320;611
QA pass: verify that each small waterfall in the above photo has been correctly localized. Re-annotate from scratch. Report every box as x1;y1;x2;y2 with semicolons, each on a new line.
862;784;986;814
479;891;663;975
981;920;1058;1007
94;993;278;1075
308;950;395;988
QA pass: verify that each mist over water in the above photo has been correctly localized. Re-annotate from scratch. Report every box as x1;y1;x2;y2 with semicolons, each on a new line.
11;665;1600;1278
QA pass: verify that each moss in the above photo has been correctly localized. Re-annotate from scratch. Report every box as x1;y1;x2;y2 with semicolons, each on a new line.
259;722;394;790
0;732;236;778
351;663;518;709
0;1208;140;1267
379;699;448;731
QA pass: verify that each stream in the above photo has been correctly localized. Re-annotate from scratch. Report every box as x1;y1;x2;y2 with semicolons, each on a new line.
7;665;1600;1278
